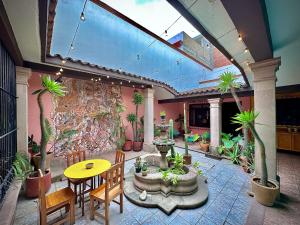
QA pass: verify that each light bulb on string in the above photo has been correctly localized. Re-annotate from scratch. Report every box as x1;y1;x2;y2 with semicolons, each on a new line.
230;58;234;62
244;48;249;53
107;75;109;79
120;81;123;85
62;60;66;64
59;68;63;72
80;12;85;21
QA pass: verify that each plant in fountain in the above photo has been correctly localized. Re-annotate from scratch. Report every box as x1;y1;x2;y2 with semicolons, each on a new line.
218;72;248;151
32;76;65;173
183;103;192;165
132;91;144;151
231;111;279;206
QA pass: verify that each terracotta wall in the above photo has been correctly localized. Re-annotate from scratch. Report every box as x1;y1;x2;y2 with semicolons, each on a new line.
213;47;231;68
28;72;182;155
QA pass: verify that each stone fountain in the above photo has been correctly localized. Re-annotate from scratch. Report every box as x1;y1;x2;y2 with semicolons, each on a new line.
124;116;208;214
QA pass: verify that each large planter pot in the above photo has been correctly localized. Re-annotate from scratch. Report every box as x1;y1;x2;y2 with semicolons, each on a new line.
200;142;210;152
183;154;192;165
32;151;53;170
251;177;279;206
123;140;132;151
25;170;51;198
133;141;143;152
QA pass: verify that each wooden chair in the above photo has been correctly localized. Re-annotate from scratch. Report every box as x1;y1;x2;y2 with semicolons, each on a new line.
100;150;125;184
66;150;93;205
90;162;124;225
38;169;75;225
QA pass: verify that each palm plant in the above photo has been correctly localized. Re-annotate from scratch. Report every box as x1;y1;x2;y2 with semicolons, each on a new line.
232;110;268;186
126;113;137;140
218;72;248;150
12;152;32;181
33;76;65;172
132;91;144;141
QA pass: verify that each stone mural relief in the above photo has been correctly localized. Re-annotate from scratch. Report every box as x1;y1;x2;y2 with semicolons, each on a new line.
51;78;122;157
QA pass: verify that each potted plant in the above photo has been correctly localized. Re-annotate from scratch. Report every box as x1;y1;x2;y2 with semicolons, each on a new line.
134;157;142;173
200;131;210;152
141;162;148;176
29;76;65;197
232;110;279;206
132;91;144;151
124;113;136;151
218;72;248;151
160;111;166;121
28;135;39;157
183;103;192;165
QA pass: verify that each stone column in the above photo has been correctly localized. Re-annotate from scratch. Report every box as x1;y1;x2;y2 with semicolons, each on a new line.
208;98;222;154
143;88;155;152
16;66;32;155
250;57;281;182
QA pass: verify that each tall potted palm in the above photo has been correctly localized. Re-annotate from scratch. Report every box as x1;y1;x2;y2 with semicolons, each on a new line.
232;111;279;206
132;91;144;151
27;76;65;197
124;113;136;151
218;72;248;150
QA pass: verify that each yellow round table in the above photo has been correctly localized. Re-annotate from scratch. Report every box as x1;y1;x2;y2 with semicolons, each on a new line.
64;159;111;216
64;159;111;179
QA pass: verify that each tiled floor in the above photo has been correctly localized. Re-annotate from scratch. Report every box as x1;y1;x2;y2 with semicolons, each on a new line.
262;152;300;225
14;147;252;225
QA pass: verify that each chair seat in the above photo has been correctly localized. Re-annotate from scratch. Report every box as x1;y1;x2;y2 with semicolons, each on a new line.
90;184;121;202
68;178;86;184
46;187;75;210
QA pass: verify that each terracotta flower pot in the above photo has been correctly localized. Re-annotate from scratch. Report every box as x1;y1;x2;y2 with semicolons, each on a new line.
133;141;143;152
251;177;279;206
32;151;53;170
123;140;132;151
25;170;51;198
183;154;192;165
200;142;210;152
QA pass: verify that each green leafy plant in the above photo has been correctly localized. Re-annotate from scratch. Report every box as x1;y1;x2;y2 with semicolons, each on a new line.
162;170;169;182
193;161;203;175
12;152;32;181
132;91;144;142
33;76;65;172
142;162;148;171
160;111;166;117
127;113;137;140
231;110;268;186
171;175;179;185
227;144;241;164
113;102;126;149
201;131;210;144
218;71;248;150
169;119;176;158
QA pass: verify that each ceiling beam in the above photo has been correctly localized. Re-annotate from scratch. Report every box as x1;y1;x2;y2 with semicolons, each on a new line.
0;0;23;66
167;0;250;87
221;0;273;61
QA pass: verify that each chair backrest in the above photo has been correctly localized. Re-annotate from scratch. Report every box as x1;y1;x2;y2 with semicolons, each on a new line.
38;169;46;215
115;150;125;164
66;150;86;167
105;162;124;198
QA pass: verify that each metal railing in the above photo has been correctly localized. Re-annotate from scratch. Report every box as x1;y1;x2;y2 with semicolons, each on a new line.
0;41;17;206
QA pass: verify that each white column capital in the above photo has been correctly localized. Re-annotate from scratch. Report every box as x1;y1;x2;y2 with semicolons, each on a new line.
250;57;281;82
144;88;154;98
208;98;222;106
16;66;32;85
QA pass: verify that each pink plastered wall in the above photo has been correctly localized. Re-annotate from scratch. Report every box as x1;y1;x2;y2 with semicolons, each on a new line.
28;74;183;143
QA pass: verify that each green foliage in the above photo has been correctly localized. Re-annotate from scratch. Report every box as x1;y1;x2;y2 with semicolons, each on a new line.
193;161;203;175
169;119;174;140
38;75;65;96
160;111;166;117
231;110;259;131
142;162;148;171
133;92;144;105
126;113;137;123
162;171;169;182
242;141;255;173
226;144;241;164
201;131;210;143
217;145;226;155
12;152;32;181
218;71;240;94
154;124;161;137
218;133;242;155
171;175;179;185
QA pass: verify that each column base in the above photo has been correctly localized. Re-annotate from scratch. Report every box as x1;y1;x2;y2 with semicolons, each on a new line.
209;145;219;155
143;143;157;153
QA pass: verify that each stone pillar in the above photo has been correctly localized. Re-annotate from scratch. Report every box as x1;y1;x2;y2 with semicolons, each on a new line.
16;66;31;155
208;98;222;154
143;88;155;152
250;57;281;182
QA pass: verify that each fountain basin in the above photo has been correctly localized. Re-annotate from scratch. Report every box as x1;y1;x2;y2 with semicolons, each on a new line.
133;154;198;197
